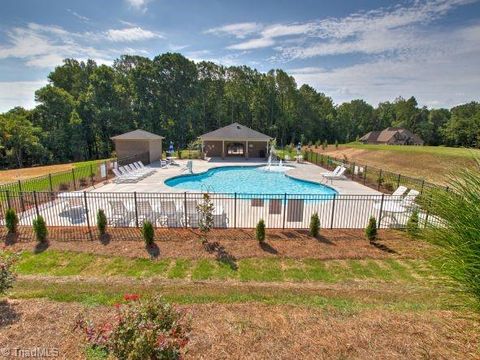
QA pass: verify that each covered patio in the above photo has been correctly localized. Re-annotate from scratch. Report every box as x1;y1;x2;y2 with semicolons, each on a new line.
198;122;272;159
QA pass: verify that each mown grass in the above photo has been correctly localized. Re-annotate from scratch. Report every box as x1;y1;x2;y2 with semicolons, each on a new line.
15;250;433;283
346;143;480;158
10;278;456;313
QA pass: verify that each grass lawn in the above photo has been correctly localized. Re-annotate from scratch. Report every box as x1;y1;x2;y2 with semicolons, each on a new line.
1;233;479;359
307;143;480;185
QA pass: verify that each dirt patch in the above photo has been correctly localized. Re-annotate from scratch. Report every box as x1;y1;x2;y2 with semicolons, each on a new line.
0;164;76;184
0;299;478;359
2;228;432;260
307;146;477;185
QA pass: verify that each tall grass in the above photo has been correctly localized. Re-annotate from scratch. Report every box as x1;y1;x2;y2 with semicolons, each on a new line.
424;161;480;308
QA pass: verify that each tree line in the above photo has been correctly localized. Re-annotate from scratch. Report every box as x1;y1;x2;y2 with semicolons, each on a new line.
1;53;479;168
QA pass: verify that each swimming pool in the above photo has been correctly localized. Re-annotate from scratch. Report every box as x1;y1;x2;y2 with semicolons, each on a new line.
164;166;337;196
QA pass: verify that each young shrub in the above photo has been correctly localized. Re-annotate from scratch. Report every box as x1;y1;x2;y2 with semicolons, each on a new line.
0;251;17;296
5;208;19;234
309;212;320;237
406;209;420;238
335;139;339;149
365;216;377;242
323;140;328;150
76;295;191;359
315;140;321;148
33;215;48;243
307;141;313;148
197;193;214;244
256;219;266;243
97;209;107;236
142;220;155;246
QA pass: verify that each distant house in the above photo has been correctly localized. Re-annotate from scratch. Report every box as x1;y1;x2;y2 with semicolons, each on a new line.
359;127;424;146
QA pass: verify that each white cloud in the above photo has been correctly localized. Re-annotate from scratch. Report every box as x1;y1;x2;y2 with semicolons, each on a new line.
0;80;47;112
205;22;262;39
105;27;162;42
288;24;480;108
67;9;90;22
227;37;275;50
0;22;161;69
125;0;150;13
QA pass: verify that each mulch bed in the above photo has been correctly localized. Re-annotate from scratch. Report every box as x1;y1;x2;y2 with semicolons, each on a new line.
1;227;432;260
1;299;478;359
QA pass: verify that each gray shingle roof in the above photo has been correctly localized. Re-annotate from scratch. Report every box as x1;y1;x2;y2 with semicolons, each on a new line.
111;129;164;140
198;123;272;141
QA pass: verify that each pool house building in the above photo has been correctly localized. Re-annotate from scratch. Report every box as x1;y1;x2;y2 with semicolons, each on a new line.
199;122;272;159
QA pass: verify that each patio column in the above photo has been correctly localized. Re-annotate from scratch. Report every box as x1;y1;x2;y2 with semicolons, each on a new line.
245;140;249;159
266;141;269;159
222;140;225;159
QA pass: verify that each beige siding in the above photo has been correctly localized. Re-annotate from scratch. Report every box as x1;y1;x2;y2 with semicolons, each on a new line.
114;140;149;159
149;139;163;162
204;141;223;157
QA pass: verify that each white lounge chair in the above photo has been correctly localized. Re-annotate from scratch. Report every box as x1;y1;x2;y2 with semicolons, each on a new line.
183;160;193;174
159;200;180;227
322;166;347;183
112;168;139;183
123;164;148;178
137;200;160;225
108;200;135;226
321;166;342;177
391;185;408;196
134;162;155;175
374;189;420;226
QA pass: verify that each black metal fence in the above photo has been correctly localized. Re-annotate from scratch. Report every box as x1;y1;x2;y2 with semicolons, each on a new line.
0;160;116;196
0;190;439;231
305;151;445;195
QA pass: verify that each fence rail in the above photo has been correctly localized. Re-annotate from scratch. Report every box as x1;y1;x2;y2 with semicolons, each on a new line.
0;190;439;231
305;150;445;195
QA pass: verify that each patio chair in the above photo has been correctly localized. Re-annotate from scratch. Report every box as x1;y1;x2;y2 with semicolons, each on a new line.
123;164;147;179
108;200;135;226
134;162;155;175
183;160;193;174
374;189;420;226
269;199;282;215
321;166;342;177
287;199;304;222
128;163;150;176
213;211;228;228
391;185;408;196
322;166;347;183
137;200;160;225
112;168;138;183
159;200;180;227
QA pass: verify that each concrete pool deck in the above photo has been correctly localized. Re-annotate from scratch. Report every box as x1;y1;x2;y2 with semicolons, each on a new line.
92;158;381;195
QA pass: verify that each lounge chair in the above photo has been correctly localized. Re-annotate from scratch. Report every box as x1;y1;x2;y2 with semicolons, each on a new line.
183;200;199;227
159;200;180;227
112;168;139;183
374;189;420;226
137;200;159;224
391;185;408;196
321;166;342;177
108;200;135;226
134;162;155;175
123;165;147;179
322;166;347;183
213;212;228;228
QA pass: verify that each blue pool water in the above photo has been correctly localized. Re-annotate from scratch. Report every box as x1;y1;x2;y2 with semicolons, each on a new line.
165;166;337;196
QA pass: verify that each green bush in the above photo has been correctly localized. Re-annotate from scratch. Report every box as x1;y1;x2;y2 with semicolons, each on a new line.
309;212;320;237
406;209;420;237
335;140;339;149
256;219;266;243
0;251;17;295
423;165;480;307
5;208;19;234
142;221;154;246
97;209;107;235
33;215;48;243
77;295;191;359
365;216;377;242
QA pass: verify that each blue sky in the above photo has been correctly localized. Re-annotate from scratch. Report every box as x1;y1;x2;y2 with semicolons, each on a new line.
0;0;479;111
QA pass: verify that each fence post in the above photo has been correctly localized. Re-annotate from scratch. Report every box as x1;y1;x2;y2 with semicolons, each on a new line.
184;192;188;228
84;191;91;229
134;192;139;227
377;194;385;229
90;164;94;185
6;190;11;209
363;165;367;185
330;194;336;229
397;174;401;189
420;180;425;194
378;169;383;191
234;192;237;229
104;161;108;180
48;173;53;192
18;180;25;212
72;169;77;190
352;162;356;180
282;193;287;230
33;191;40;218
